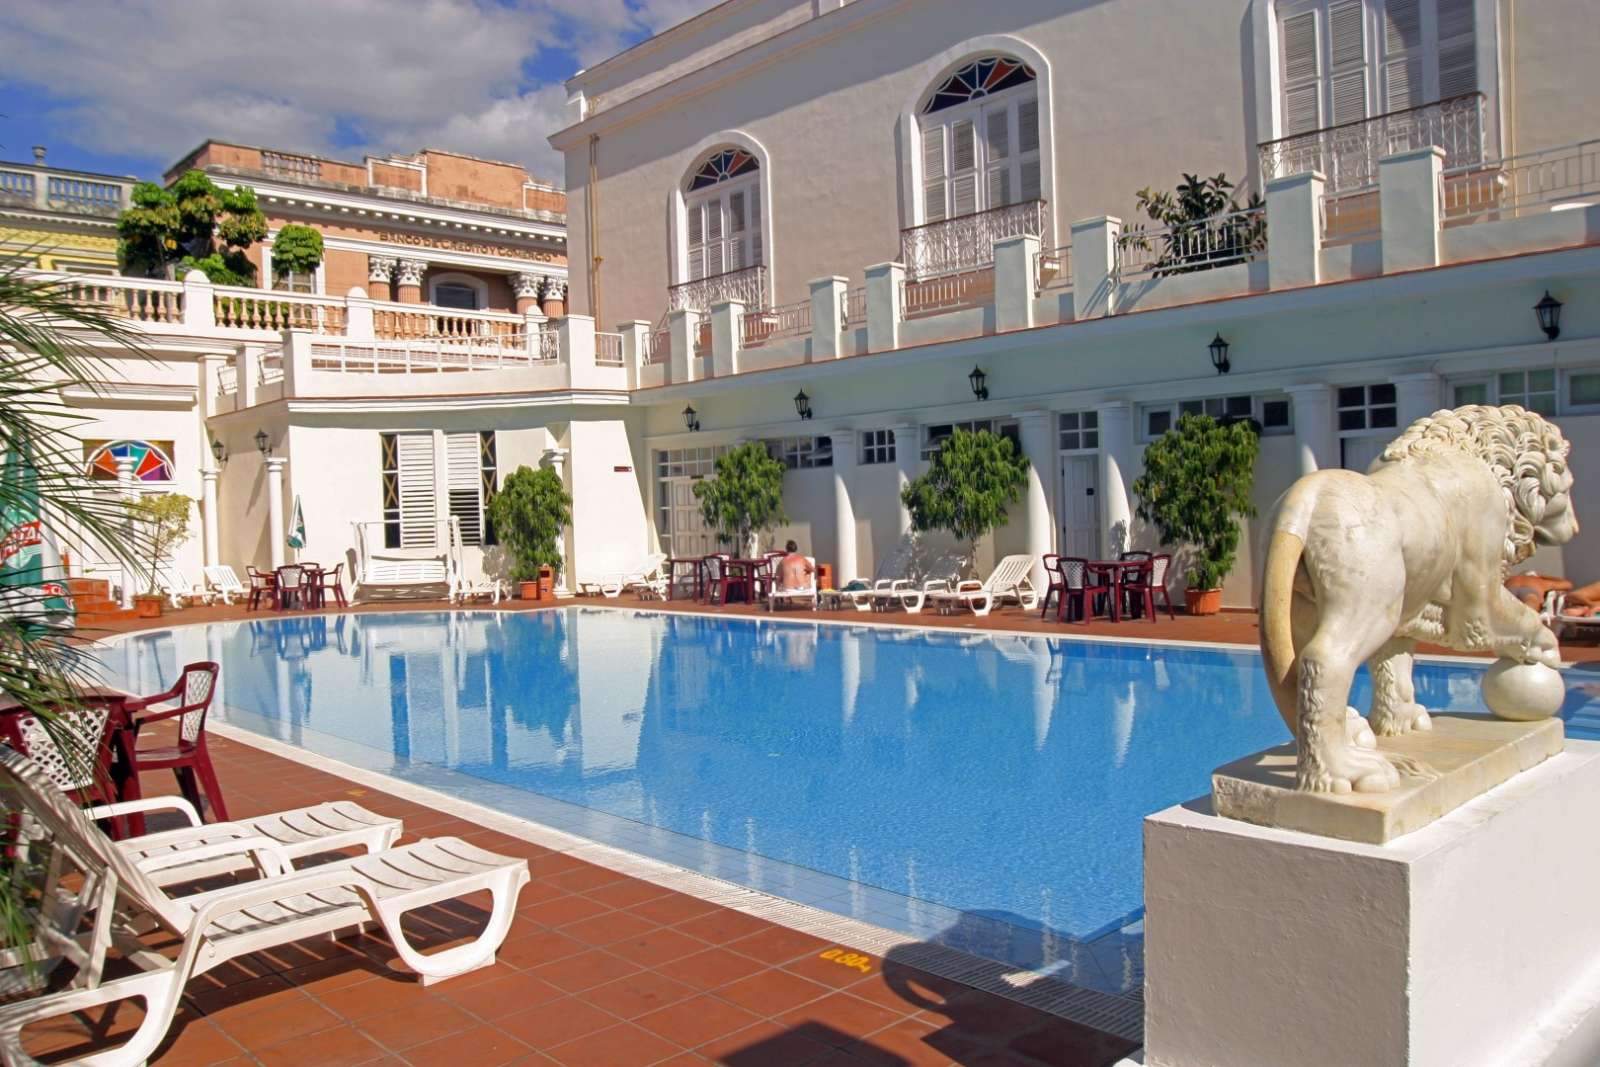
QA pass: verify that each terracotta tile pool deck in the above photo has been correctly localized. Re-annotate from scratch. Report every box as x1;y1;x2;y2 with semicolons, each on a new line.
47;591;1597;1064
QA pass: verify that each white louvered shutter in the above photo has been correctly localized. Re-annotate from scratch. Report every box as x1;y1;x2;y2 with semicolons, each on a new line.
396;432;437;548
922;124;948;223
687;204;705;281
1382;0;1423;111
1436;0;1476;98
749;185;762;265
1327;1;1368;124
445;433;482;546
1281;10;1322;135
704;199;724;277
985;107;1012;208
950;119;978;217
727;190;746;271
1017;96;1042;202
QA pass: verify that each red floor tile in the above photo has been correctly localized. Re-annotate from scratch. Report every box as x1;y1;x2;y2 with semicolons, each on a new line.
543;1021;685;1067
635;994;763;1049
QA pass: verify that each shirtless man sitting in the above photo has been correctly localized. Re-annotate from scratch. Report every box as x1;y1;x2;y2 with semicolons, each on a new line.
776;540;814;590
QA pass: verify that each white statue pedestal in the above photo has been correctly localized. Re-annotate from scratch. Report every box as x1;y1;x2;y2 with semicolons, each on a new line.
1145;738;1600;1067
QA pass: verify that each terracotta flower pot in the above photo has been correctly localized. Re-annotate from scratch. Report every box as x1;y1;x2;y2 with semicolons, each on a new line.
1185;587;1223;616
537;565;555;600
133;594;164;619
518;580;540;601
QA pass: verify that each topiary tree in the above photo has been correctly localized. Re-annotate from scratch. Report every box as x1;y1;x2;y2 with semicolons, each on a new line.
1122;172;1265;277
270;223;324;286
900;428;1030;574
487;465;572;582
692;442;787;554
130;492;192;595
1132;412;1259;590
117;170;267;284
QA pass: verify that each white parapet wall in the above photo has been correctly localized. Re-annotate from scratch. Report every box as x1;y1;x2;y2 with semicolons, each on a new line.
1143;738;1600;1067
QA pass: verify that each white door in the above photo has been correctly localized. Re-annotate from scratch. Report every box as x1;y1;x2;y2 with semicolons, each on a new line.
1059;456;1100;559
1340;435;1387;473
669;480;714;556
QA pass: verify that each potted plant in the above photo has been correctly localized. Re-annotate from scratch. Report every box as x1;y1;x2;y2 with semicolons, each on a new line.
692;442;788;557
1132;413;1258;615
900;427;1030;577
130;492;193;617
486;465;571;601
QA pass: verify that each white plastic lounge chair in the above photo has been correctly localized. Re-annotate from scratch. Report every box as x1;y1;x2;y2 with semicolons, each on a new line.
0;748;529;1066
1543;590;1600;640
451;575;506;604
202;565;246;606
839;579;902;612
929;554;1040;617
867;550;968;614
579;552;669;599
157;565;212;609
768;556;819;611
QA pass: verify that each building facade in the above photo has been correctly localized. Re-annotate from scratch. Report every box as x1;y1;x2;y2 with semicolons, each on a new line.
29;0;1600;612
0;147;133;273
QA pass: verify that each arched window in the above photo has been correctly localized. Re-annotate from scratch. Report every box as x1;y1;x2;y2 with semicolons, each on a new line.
84;439;175;482
919;56;1041;222
684;148;761;282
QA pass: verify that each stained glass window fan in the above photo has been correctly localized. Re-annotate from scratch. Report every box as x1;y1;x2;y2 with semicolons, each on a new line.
85;440;175;482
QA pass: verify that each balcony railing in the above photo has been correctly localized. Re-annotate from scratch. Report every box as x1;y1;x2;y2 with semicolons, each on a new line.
841;286;867;325
595;331;625;365
46;176;124;217
741;298;810;349
1441;138;1600;226
1117;207;1266;281
372;302;524;341
0;170;36;208
900;200;1048;281
667;264;767;312
1035;244;1072;292
901;268;994;319
1258;92;1488;195
214;288;348;333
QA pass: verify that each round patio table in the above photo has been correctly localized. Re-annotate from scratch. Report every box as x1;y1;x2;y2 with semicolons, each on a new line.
665;557;707;601
1083;560;1141;622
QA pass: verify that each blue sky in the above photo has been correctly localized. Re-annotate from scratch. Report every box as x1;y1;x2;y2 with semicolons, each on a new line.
0;0;721;187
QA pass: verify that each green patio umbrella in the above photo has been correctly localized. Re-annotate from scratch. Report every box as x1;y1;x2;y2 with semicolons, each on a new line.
287;494;307;553
0;435;74;630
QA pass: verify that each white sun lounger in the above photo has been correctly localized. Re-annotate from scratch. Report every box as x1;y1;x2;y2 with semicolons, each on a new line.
201;565;246;606
768;556;819;611
0;749;529;1067
579;552;669;599
157;565;213;609
929;554;1040;617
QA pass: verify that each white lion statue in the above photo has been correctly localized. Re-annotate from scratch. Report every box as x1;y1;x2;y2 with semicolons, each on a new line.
1260;405;1577;794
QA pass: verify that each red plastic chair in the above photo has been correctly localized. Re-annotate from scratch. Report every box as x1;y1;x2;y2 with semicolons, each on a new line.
1122;553;1176;622
704;554;733;605
122;662;228;822
0;703;120;815
318;562;348;608
246;566;275;611
1039;554;1065;619
1059;557;1110;624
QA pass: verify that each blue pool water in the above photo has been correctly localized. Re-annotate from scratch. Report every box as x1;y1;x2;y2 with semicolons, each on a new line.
93;609;1600;991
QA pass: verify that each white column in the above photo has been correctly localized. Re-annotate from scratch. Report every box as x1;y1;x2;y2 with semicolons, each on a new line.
891;423;919;538
1379;146;1444;275
864;262;904;354
1071;216;1122;319
1286;383;1336;477
199;466;220;567
829;428;858;586
116;456;137;608
809;276;848;361
668;308;700;384
1014;410;1054;591
265;457;286;570
1265;170;1325;290
994;233;1040;332
710;300;742;378
541;447;571;595
1095;401;1136;557
1394;371;1443;429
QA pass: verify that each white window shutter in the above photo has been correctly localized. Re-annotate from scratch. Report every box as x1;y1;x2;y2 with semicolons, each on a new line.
1328;1;1366;69
985;109;1010;160
1383;0;1422;54
1284;83;1321;135
726;190;746;270
396;433;437;548
1016;97;1040;155
444;433;482;546
687;204;705;281
705;200;724;276
951;120;977;175
1386;55;1421;110
1280;10;1321;133
1020;157;1042;203
1437;0;1477;98
1330;69;1367;124
750;185;762;265
987;165;1010;208
952;172;978;217
921;124;948;223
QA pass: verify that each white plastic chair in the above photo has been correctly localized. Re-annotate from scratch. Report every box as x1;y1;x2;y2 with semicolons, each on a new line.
929;554;1040;617
156;565;212;609
579;552;669;598
0;749;529;1066
451;575;506;605
201;565;246;606
768;556;819;611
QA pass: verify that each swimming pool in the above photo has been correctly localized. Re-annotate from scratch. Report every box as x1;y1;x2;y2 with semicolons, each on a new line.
94;608;1600;993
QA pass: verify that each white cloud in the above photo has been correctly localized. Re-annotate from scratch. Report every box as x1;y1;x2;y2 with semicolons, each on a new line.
2;0;723;186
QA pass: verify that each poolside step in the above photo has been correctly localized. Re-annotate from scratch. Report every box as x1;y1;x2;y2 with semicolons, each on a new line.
67;580;138;624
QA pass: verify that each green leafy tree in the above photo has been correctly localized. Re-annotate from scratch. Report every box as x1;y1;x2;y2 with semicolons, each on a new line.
486;465;572;582
900;428;1030;572
1132;413;1260;590
692;442;787;552
1122;172;1265;278
270;224;324;285
131;493;192;595
0;255;151;962
116;170;267;284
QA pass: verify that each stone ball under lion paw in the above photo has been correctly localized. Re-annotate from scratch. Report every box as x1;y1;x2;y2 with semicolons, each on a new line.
1482;659;1566;721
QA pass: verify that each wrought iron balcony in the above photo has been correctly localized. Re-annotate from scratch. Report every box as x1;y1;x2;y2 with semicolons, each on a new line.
900;200;1048;281
667;264;767;312
1258;92;1488;195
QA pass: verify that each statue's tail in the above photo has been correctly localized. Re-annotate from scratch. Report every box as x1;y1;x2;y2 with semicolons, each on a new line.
1260;527;1306;740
